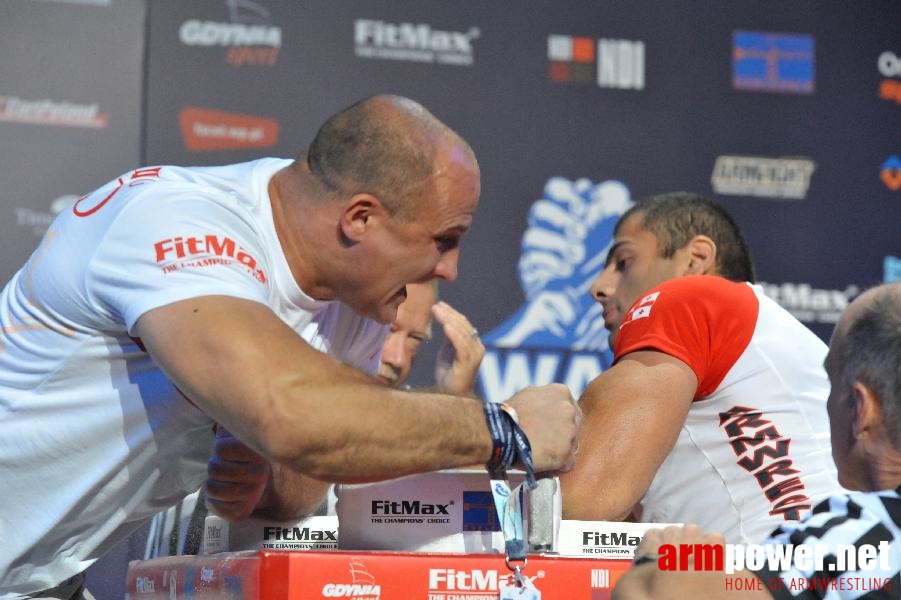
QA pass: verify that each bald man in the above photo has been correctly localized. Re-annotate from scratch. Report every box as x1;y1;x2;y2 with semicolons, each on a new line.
0;95;579;598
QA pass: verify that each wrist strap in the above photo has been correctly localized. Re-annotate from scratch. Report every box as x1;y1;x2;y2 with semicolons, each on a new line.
483;401;539;563
482;401;537;489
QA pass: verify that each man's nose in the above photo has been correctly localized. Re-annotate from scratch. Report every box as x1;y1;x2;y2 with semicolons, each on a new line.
432;248;459;282
590;265;616;302
380;332;406;367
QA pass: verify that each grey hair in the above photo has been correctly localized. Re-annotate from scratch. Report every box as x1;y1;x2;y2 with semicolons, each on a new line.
837;283;901;446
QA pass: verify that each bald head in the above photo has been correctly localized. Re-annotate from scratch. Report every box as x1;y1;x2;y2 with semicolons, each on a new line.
829;282;901;446
304;94;476;220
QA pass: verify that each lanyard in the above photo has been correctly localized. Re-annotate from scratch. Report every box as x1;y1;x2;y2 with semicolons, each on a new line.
484;402;541;596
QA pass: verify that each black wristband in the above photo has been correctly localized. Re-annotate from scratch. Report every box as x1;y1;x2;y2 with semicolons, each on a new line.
483;401;515;474
482;401;536;488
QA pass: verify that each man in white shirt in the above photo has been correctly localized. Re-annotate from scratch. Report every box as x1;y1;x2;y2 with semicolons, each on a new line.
0;95;579;598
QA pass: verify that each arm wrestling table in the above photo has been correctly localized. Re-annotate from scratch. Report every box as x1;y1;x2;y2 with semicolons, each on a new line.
126;549;633;599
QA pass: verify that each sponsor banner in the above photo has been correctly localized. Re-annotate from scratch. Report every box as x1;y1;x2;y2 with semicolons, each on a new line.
733;31;815;94
558;521;679;559
178;0;282;67
127;550;632;599
179;106;279;151
878;51;901;105
711;155;816;200
759;282;860;325
204;515;338;554
478;177;632;402
548;35;645;89
0;95;108;128
335;470;560;554
354;19;480;66
880;155;901;191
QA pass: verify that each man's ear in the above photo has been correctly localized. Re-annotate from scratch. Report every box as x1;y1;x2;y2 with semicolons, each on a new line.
851;381;881;440
685;235;717;275
339;193;382;242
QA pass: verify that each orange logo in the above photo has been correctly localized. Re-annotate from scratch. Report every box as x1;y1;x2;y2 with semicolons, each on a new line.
881;156;901;191
154;233;267;283
179;107;279;151
879;80;901;104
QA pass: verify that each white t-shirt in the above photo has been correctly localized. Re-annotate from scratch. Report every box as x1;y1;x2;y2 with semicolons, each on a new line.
0;158;387;596
614;276;842;544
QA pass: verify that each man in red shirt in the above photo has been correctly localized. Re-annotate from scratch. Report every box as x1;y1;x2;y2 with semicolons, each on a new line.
561;192;840;543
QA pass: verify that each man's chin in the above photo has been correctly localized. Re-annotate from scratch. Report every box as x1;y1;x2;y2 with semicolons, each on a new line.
607;327;619;349
376;374;396;386
369;304;399;325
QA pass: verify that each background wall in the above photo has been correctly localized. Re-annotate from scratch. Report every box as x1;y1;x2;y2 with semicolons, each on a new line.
1;0;898;596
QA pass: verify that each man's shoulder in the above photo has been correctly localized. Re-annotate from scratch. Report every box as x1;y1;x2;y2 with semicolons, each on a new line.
146;157;288;193
653;275;752;299
634;276;757;322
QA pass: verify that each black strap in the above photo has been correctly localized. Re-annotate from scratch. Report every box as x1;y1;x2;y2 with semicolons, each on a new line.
182;488;209;555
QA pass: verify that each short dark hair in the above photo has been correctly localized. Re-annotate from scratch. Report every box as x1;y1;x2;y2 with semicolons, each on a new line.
617;192;756;282
837;283;901;447
305;95;438;220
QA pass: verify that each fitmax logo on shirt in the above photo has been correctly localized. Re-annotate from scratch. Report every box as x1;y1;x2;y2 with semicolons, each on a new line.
153;234;267;283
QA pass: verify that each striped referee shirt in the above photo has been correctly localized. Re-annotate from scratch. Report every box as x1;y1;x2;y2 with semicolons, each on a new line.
754;487;901;599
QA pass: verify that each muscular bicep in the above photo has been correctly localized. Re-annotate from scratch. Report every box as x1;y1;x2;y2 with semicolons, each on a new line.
133;295;361;457
133;297;498;483
561;350;697;520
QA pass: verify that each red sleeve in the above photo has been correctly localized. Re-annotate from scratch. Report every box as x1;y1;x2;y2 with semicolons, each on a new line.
612;276;758;399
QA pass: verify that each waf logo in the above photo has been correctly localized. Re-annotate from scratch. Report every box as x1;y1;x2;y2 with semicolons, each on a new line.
178;0;282;67
154;234;267;283
733;31;815;94
321;559;380;599
548;35;645;89
479;177;632;403
179;107;279;152
880;155;901;191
